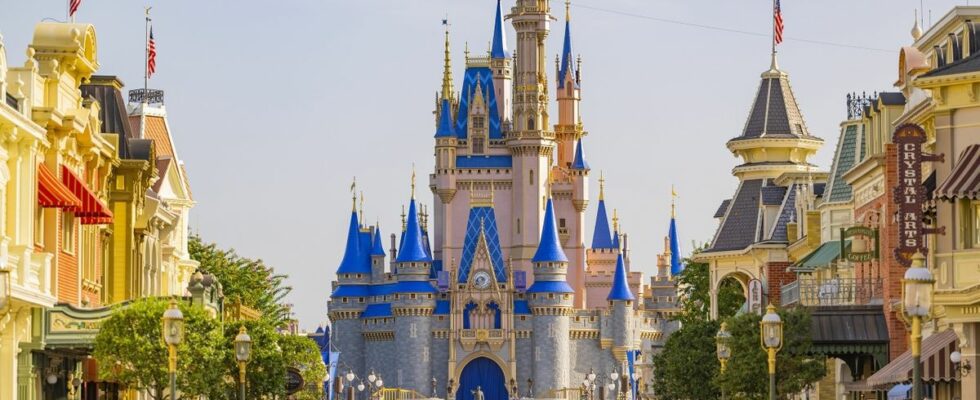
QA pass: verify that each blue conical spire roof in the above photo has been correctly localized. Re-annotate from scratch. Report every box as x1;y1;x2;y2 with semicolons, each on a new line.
396;199;432;263
337;211;370;273
490;0;508;59
612;230;620;250
532;198;568;263
558;4;577;88
592;199;614;249
371;226;386;257
571;139;589;170
607;253;634;301
435;99;455;138
669;216;683;276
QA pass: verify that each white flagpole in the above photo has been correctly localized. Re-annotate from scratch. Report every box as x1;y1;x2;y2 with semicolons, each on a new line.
141;6;151;139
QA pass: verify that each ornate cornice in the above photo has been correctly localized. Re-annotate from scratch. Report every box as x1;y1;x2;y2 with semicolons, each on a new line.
363;331;395;341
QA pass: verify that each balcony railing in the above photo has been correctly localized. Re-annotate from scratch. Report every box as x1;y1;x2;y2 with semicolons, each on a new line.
128;88;165;105
781;278;883;307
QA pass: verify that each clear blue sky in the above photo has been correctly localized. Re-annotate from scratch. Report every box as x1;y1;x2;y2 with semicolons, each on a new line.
1;0;960;329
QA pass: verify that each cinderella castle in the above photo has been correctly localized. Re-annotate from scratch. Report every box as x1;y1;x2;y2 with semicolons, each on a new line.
327;1;682;399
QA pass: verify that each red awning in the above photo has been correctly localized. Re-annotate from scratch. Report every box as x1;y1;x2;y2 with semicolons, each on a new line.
38;164;81;209
935;144;980;200
867;329;959;388
61;165;113;225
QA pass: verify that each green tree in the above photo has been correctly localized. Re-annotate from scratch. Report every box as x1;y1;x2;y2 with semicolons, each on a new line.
189;234;292;325
676;260;745;324
651;319;722;400
279;333;329;400
93;298;224;400
717;308;826;399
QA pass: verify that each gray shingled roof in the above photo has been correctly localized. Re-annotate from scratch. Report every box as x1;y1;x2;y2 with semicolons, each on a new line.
714;199;732;218
761;186;787;205
825;125;859;203
768;185;797;242
733;72;812;140
707;179;763;252
879;92;906;106
81;76;135;159
921;51;980;78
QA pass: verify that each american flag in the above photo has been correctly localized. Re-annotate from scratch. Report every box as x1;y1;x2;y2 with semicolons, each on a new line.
773;0;784;45
69;0;81;17
147;28;157;78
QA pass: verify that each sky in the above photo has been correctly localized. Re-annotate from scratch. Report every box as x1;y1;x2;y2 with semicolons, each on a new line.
0;0;965;330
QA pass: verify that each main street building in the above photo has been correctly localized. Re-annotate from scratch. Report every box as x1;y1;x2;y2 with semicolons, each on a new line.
327;1;682;399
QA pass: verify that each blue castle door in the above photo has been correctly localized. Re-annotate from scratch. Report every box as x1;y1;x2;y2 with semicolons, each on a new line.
456;357;507;400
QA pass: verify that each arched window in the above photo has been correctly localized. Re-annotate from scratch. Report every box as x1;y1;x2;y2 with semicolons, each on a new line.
463;302;478;329
527;117;535;130
488;302;502;329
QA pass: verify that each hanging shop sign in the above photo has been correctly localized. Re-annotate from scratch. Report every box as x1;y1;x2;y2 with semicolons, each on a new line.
892;123;945;267
840;226;879;262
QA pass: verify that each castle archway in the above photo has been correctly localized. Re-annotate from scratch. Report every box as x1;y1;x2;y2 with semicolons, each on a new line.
456;357;507;400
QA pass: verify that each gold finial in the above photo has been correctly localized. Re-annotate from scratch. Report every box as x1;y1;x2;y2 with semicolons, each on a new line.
464;41;470;61
441;17;454;100
401;205;407;231
612;209;619;232
671;185;677;218
565;0;571;21
350;177;357;211
598;171;605;201
411;163;417;199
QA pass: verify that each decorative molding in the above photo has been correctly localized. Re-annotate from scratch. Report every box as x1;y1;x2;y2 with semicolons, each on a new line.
570;329;599;340
363;331;395;341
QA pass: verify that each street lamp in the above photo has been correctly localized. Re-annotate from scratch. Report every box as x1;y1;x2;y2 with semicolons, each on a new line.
345;370;357;400
951;351;972;377
234;326;252;400
760;304;783;400
902;252;934;400
161;299;184;400
716;322;732;400
609;371;619;400
357;379;366;400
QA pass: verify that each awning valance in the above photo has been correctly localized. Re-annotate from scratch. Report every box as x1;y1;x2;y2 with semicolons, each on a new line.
61;165;113;225
38;164;80;209
935;144;980;200
867;329;959;388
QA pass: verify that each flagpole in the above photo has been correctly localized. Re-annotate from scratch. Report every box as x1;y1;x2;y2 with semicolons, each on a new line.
141;6;150;139
770;0;777;70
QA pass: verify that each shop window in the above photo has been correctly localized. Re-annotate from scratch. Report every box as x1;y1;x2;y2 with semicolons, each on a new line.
62;212;75;254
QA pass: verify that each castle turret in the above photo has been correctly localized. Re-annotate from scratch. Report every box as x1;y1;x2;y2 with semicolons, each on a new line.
555;1;581;168
490;0;512;122
591;177;614;250
393;186;436;393
667;191;683;277
607;253;635;362
433;23;459;264
329;199;372;377
527;198;572;393
371;225;387;283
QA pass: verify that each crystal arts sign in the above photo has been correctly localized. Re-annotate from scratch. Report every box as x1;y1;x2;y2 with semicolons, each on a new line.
892;124;944;267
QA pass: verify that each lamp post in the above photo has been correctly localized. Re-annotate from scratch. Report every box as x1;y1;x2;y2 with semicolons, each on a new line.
357;379;366;400
760;304;783;400
716;322;732;400
345;370;357;400
903;252;934;400
161;299;184;400
609;371;619;400
234;326;252;400
375;374;384;400
587;369;596;400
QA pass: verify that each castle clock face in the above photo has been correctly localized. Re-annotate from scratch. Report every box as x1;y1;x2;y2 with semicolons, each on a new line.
473;271;492;289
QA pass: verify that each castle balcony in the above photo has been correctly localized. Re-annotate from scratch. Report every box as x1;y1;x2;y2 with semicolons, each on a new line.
780;277;883;307
459;328;506;351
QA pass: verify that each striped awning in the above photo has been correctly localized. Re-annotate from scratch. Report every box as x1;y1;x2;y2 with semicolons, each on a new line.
37;164;81;209
935;144;980;200
867;329;959;388
61;165;113;225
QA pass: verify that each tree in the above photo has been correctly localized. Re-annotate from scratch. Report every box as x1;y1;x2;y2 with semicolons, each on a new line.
676;260;745;324
279;333;329;400
93;298;224;400
717;308;826;399
189;234;292;325
651;319;722;400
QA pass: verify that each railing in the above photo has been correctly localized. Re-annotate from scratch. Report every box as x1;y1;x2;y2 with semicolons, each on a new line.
128;88;165;105
781;278;883;307
845;91;876;120
372;388;428;400
546;387;585;400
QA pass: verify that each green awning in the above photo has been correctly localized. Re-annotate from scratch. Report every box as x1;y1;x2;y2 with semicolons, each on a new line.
792;240;850;271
